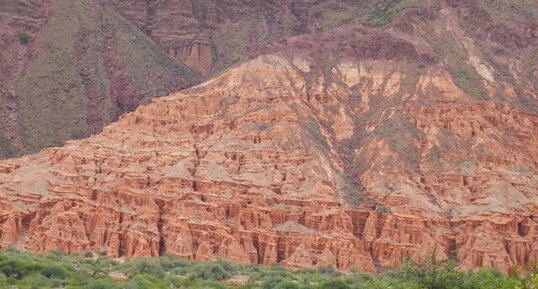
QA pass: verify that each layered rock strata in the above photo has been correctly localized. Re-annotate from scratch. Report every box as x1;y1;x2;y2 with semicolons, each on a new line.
0;53;536;273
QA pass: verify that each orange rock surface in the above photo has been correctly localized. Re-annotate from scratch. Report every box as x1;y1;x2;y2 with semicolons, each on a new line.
0;53;537;274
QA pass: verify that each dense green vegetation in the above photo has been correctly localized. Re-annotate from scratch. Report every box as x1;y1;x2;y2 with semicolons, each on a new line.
0;249;536;289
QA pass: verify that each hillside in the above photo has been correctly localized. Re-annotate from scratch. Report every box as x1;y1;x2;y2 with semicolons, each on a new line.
0;0;537;276
0;0;197;158
1;0;536;158
108;0;538;80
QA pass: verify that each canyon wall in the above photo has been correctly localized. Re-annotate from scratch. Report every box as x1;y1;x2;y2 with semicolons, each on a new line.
0;51;536;273
0;0;537;274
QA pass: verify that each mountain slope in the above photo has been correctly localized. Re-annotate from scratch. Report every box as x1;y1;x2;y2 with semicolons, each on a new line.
0;0;197;158
107;0;538;81
0;0;536;275
0;37;537;276
2;0;536;159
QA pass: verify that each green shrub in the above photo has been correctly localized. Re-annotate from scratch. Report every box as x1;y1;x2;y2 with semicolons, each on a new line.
317;265;338;276
319;279;350;289
18;272;54;289
125;258;165;278
181;279;228;289
0;259;68;280
125;275;167;289
40;263;70;279
274;280;301;289
83;278;121;289
462;269;523;289
191;263;231;281
46;249;65;261
18;32;30;44
158;255;191;270
0;249;531;289
525;273;538;289
388;258;463;289
261;277;286;289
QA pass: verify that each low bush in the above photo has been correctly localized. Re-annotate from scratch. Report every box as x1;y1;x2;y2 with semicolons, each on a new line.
319;279;350;289
191;262;232;281
17;32;30;44
82;278;121;289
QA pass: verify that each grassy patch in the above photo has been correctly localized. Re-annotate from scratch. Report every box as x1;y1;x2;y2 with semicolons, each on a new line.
374;111;423;170
362;0;415;27
429;34;489;100
477;0;538;22
320;6;358;31
14;0;88;153
0;129;18;159
104;7;195;103
449;65;488;100
522;48;538;73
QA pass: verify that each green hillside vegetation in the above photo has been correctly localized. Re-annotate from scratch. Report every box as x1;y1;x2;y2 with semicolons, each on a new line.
0;249;535;289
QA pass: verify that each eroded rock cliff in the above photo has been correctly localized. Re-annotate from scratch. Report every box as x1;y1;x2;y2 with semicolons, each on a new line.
0;0;537;275
0;48;536;273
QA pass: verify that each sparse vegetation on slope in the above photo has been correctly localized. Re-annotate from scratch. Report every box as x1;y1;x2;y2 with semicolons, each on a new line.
362;0;416;27
0;0;197;158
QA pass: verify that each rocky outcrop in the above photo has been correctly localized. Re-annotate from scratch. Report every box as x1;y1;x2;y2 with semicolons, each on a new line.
3;0;536;160
0;52;536;273
166;35;213;75
108;0;216;75
107;0;344;74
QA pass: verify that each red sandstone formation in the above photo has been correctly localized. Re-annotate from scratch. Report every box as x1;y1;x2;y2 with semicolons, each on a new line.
0;51;536;273
0;0;537;275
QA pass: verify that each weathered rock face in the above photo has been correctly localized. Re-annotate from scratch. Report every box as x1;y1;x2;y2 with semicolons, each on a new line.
106;0;538;81
108;0;215;75
0;0;537;275
106;0;365;75
0;48;536;273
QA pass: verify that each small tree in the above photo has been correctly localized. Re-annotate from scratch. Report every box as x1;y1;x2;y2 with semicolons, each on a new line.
17;32;30;44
